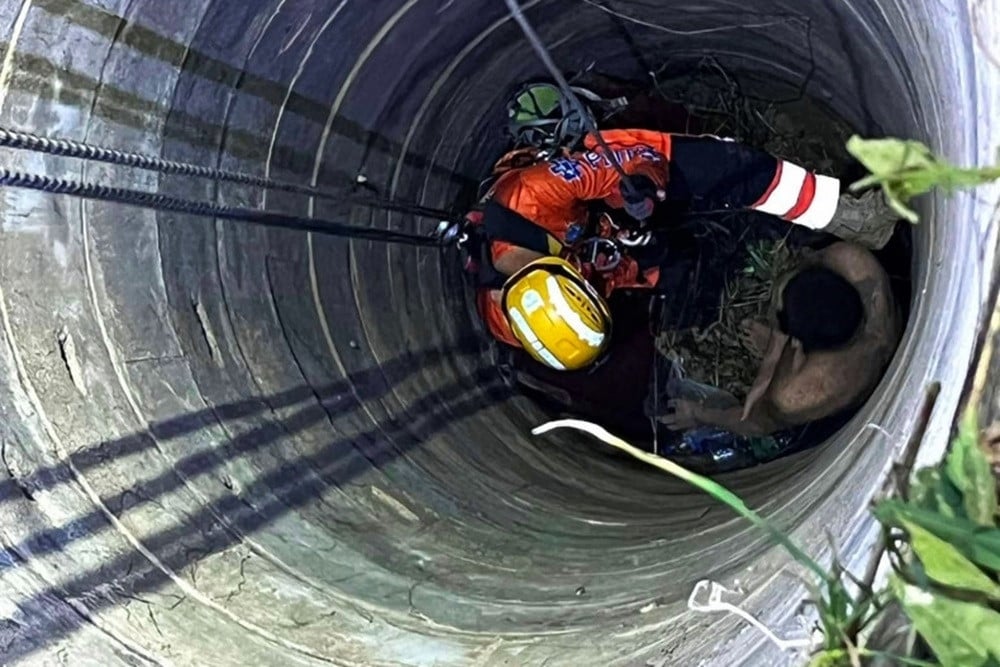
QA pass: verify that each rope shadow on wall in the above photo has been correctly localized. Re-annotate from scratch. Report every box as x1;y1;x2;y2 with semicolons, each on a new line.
0;345;507;661
3;9;477;190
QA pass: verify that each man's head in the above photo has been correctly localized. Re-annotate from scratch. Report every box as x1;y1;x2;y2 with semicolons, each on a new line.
777;266;864;352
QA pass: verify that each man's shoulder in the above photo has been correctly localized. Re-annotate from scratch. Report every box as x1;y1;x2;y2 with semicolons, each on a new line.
768;351;868;424
819;241;878;269
818;242;889;283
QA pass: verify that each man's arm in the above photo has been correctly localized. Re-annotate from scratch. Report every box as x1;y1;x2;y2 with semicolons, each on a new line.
664;395;786;437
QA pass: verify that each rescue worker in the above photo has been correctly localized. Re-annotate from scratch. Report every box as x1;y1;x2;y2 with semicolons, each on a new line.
660;241;902;436
475;127;843;372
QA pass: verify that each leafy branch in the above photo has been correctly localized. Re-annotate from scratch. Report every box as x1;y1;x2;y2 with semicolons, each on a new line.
846;136;1000;223
534;420;875;657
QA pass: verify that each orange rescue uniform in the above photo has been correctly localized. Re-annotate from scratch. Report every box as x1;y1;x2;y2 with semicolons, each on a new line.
477;129;841;349
480;130;674;346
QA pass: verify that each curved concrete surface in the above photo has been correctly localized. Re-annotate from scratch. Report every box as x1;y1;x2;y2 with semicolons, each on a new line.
0;1;996;665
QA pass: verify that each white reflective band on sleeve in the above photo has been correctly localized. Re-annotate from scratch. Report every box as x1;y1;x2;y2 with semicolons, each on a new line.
753;161;807;217
546;276;606;348
790;174;841;230
507;306;566;370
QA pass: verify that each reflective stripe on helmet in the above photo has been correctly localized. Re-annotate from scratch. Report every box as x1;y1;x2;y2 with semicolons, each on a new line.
507;306;567;370
545;276;606;348
521;288;545;314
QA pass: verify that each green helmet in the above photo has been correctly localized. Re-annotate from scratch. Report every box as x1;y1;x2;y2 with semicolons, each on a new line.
506;82;602;149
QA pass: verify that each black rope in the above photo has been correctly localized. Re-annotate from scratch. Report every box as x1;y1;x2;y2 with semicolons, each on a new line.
0;126;456;221
503;0;639;199
0;168;443;247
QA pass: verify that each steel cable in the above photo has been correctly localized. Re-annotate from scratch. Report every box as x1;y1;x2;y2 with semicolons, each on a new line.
0;126;456;221
0;168;444;247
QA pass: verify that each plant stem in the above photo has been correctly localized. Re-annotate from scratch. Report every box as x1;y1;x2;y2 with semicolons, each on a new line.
533;419;831;582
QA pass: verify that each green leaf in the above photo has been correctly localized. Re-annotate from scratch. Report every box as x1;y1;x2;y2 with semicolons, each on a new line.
946;166;1000;189
891;576;1000;666
945;408;997;527
911;468;965;519
902;520;1000;599
846;136;937;180
874;501;1000;573
846;136;1000;224
808;649;849;667
883;187;920;223
850;173;883;191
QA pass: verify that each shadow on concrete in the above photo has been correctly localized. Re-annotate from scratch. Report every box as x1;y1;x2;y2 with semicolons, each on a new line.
0;343;508;661
12;0;477;191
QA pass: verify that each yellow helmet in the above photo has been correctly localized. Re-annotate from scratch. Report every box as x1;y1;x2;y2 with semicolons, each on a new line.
501;257;612;371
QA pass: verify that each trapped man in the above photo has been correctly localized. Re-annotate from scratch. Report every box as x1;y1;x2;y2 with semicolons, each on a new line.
661;242;902;436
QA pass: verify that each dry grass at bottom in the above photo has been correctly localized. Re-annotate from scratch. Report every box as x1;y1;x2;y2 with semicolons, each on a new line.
657;239;796;399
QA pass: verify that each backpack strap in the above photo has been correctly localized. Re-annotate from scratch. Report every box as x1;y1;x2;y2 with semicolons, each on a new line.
458;201;564;290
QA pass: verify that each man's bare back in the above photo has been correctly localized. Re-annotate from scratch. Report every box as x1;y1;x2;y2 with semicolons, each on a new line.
663;242;901;436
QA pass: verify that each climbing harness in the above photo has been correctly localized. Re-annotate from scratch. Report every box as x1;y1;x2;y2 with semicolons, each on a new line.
575;237;623;273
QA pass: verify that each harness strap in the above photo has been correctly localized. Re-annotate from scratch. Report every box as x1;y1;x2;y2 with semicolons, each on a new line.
482;200;564;256
460;201;565;290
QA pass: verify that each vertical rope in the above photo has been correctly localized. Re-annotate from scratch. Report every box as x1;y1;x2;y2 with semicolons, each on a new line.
502;0;639;198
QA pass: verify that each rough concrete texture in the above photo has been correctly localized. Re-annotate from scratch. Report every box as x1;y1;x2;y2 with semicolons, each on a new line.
0;0;996;665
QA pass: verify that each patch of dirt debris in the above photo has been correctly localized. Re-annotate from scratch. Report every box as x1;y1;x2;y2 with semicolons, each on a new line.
657;239;796;398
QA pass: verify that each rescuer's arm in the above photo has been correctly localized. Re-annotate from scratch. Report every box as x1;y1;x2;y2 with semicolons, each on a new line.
668;135;841;231
492;246;545;279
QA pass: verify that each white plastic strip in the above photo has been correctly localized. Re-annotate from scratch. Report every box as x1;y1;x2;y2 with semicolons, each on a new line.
546;276;605;348
533;345;565;370
753;160;807;217
688;580;814;653
790;174;841;229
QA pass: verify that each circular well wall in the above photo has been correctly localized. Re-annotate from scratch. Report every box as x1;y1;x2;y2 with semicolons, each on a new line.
0;1;996;665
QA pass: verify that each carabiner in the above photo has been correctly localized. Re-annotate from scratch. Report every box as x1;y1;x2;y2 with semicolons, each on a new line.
619;229;654;247
579;237;623;272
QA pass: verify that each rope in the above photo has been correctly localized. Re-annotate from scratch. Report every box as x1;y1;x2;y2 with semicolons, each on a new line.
0;168;443;247
0;126;456;221
503;0;639;199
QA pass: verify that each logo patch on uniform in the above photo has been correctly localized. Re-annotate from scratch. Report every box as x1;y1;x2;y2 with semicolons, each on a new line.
549;157;583;182
565;223;585;243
